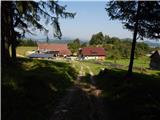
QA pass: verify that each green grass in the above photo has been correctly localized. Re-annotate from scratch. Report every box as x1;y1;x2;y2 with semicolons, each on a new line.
71;60;106;75
16;46;37;56
105;56;160;76
2;58;78;120
71;61;81;73
105;56;150;68
95;68;160;120
81;61;105;74
15;46;157;75
70;59;160;77
70;59;160;120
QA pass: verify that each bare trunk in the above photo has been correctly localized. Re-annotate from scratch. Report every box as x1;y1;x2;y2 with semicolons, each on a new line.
1;1;12;65
127;2;141;76
2;1;17;64
127;27;138;76
11;13;16;61
11;36;17;61
1;35;10;65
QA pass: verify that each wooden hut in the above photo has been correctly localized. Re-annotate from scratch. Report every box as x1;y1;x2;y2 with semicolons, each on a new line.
150;50;160;70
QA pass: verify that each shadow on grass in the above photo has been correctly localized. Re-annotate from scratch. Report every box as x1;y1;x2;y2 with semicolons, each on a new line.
95;68;160;120
2;58;78;120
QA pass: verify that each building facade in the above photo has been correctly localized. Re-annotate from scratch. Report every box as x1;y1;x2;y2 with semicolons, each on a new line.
150;50;160;70
79;47;106;60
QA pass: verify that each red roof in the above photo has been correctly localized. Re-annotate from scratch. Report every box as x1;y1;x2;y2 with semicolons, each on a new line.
38;43;71;55
81;47;106;56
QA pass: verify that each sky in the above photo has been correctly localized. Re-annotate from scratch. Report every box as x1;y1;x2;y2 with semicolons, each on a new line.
27;1;159;43
59;1;133;41
27;1;133;41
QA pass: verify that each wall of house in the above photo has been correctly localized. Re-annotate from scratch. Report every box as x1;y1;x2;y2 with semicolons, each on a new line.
98;56;105;60
70;56;78;60
84;56;105;60
150;53;160;70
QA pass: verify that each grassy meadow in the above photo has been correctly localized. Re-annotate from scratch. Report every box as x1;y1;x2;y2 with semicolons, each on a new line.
15;46;159;76
2;58;78;120
16;46;37;56
105;56;150;68
3;46;160;120
71;61;105;75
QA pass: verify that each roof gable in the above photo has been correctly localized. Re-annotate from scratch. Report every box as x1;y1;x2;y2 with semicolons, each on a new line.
150;50;160;58
81;47;106;56
38;43;71;55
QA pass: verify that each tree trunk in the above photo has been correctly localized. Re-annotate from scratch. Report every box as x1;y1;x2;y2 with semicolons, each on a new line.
11;12;17;61
1;35;10;65
1;1;13;65
1;1;17;64
127;2;141;76
11;33;17;61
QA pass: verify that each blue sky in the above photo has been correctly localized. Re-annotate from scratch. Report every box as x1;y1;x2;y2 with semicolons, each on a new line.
27;1;159;43
59;1;133;41
27;1;133;41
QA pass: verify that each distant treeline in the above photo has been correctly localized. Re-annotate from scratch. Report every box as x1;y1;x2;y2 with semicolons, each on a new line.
103;39;150;59
89;32;152;59
18;39;37;46
67;32;159;59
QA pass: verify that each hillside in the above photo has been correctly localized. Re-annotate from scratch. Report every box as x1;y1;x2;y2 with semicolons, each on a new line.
2;58;78;120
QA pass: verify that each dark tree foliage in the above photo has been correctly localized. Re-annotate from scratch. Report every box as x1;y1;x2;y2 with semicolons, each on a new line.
106;1;160;39
89;32;150;59
68;38;81;55
89;32;105;45
18;39;37;46
106;1;160;76
81;42;87;48
1;1;75;64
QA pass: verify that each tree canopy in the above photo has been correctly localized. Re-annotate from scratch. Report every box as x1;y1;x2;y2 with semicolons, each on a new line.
2;1;75;64
13;1;75;38
89;32;105;45
106;1;160;39
68;38;81;55
106;1;160;76
89;32;150;59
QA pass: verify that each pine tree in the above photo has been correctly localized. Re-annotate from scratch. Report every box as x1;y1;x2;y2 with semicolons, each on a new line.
106;1;160;76
1;1;75;64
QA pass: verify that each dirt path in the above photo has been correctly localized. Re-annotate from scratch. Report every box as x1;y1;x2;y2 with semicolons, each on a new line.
86;65;96;85
50;82;105;120
50;62;106;120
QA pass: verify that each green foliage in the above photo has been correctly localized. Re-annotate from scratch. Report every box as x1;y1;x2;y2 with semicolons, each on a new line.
14;1;76;39
81;42;87;48
2;58;78;120
106;1;160;39
106;1;160;75
1;1;76;64
109;47;121;63
68;38;81;55
18;39;37;46
89;32;151;59
89;32;105;45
